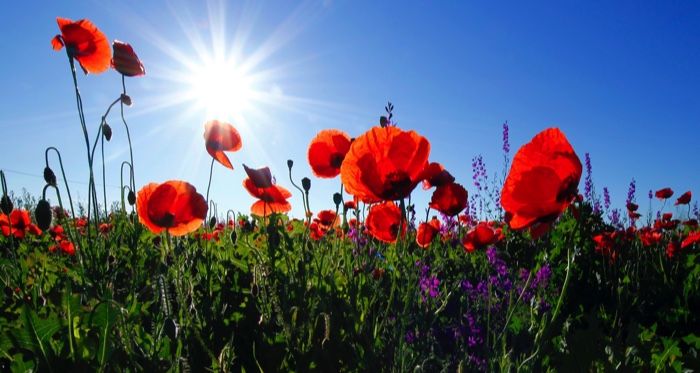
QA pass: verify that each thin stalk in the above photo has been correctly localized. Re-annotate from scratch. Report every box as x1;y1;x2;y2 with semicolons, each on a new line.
45;147;76;219
120;75;136;192
205;157;216;208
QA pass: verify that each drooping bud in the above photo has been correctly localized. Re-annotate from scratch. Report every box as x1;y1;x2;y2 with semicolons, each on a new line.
35;199;52;231
230;230;237;244
43;167;57;186
102;123;112;141
209;217;217;229
0;195;13;215
127;190;136;206
333;193;343;208
120;94;132;106
287;159;294;169
301;177;311;192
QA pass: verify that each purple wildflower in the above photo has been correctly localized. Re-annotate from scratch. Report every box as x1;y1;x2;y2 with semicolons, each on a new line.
502;121;510;155
417;261;440;301
584;153;593;201
533;264;552;289
603;187;611;211
625;179;636;205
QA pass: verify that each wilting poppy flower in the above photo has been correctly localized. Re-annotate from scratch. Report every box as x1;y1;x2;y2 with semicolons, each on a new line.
51;17;111;74
682;231;700;249
366;201;407;243
462;222;502;253
429;182;468;217
420;162;455;190
137;180;208;236
0;210;42;239
655;187;674;200
243;165;292;217
111;40;145;77
341;126;430;203
308;129;352;178
501;128;582;234
204;120;242;169
675;191;692;205
416;217;441;248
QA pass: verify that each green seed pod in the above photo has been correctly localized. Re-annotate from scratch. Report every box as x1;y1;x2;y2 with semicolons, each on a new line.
35;199;52;231
0;195;12;215
102;123;112;141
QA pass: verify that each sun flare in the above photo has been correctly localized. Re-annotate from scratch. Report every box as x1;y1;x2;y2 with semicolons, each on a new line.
188;58;254;120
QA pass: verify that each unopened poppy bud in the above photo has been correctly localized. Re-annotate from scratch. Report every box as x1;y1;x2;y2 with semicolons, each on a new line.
120;94;132;106
380;116;388;127
333;193;343;207
102;123;112;141
230;230;237;244
35;199;52;231
301;177;311;192
0;195;13;214
43;167;57;186
127;190;136;206
287;159;294;169
209;217;217;229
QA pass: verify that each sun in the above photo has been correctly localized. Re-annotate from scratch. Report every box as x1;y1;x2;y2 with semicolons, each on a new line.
187;57;254;120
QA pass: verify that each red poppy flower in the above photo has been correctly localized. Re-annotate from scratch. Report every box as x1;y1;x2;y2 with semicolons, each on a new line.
429;182;468;217
666;241;680;258
593;232;618;261
682;231;700;249
242;165;292;217
111;40;145;77
308;129;352;178
501;128;582;233
204;120;242;169
655;187;674;200
638;228;662;247
51;17;111;74
344;200;357;211
462;222;502;253
309;210;339;240
416;217;441;249
137;180;208;236
0;210;42;239
366;201;407;243
626;202;639;212
341;126;430;203
675;191;692;205
420;162;455;190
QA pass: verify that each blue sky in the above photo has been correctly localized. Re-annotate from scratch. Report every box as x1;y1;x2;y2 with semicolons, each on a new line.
1;0;698;219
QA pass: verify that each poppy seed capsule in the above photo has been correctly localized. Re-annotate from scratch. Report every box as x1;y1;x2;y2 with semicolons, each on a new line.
287;159;294;169
333;192;343;207
43;167;57;186
35;199;52;231
127;190;136;206
102;123;112;141
380;116;388;127
120;94;132;106
301;177;311;192
0;195;13;215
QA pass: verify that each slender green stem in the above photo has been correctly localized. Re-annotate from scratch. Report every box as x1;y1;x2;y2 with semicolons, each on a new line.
205;157;216;208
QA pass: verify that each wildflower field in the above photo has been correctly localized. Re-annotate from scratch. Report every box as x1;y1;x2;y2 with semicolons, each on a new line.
1;16;700;372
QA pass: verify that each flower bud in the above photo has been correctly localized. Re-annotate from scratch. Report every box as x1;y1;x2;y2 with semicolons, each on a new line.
301;177;311;192
230;230;237;244
102;123;112;141
287;159;294;169
209;217;217;229
0;195;13;215
380;116;388;127
127;190;136;206
120;94;132;106
333;192;343;208
35;199;52;231
43;167;57;186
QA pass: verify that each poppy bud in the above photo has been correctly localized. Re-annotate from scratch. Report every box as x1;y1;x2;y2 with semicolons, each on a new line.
380;116;388;127
35;199;52;231
0;195;12;215
287;159;294;169
165;318;179;340
209;217;217;229
102;123;112;141
127;190;136;206
302;177;311;192
333;192;343;208
42;167;57;186
120;94;132;106
230;230;237;244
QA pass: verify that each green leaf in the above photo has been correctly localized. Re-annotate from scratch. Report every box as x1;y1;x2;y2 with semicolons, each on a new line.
89;302;119;367
13;305;61;369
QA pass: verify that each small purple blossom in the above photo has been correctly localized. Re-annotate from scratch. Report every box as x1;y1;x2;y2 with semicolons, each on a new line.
584;153;593;201
533;264;552;289
603;187;611;211
626;179;636;205
417;261;440;301
502;121;510;155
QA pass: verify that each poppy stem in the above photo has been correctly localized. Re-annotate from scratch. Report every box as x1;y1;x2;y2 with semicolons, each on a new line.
101;132;107;219
205;157;216;208
120;161;133;212
45;147;76;220
121;75;136;195
287;164;308;218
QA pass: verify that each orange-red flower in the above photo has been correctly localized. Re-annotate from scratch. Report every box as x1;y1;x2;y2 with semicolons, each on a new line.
462;222;502;253
136;180;208;236
420;162;455;190
204;120;242;169
309;210;339;240
682;231;700;249
243;165;292;217
111;40;145;77
429;182;468;217
675;191;692;205
308;129;352;178
341;126;430;203
51;17;111;74
501;128;582;234
366;201;407;243
0;210;42;239
416;217;441;249
655;187;674;200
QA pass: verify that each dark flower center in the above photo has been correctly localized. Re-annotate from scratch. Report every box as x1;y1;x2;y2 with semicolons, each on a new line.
330;153;345;169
